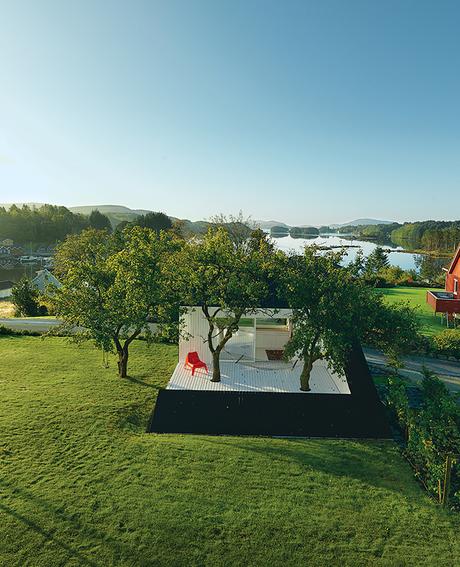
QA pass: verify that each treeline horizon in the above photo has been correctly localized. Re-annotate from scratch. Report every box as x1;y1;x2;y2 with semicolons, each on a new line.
1;204;460;253
338;221;460;253
0;204;172;245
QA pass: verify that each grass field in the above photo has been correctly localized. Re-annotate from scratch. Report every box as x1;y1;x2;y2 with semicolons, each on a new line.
0;299;15;318
2;337;460;566
378;287;446;336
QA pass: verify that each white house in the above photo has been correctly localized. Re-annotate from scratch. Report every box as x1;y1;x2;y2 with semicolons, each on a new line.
31;269;61;293
179;306;293;365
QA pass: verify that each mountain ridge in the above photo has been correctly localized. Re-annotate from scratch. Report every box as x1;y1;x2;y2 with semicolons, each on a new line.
0;203;395;230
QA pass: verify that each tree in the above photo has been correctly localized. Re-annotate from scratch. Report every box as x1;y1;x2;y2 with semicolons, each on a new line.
365;246;389;274
51;227;177;377
11;278;40;317
135;212;172;234
0;204;89;243
88;210;112;232
208;211;254;249
282;247;419;391
414;255;446;284
347;249;365;277
289;226;319;237
172;227;279;382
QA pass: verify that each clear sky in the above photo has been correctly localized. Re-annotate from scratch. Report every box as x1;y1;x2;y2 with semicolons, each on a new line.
0;0;459;225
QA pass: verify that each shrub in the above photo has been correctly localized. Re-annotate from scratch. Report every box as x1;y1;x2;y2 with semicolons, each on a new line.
0;325;41;337
433;330;460;360
11;278;40;316
384;371;460;508
11;278;50;317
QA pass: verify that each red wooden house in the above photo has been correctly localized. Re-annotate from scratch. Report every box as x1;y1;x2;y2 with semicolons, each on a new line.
426;245;460;317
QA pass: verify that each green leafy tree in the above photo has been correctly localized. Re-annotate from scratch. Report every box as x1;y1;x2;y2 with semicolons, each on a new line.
11;278;40;317
0;204;88;243
209;211;254;249
88;210;112;232
283;247;420;391
135;212;172;234
348;249;365;277
433;330;460;360
51;227;177;377
365;246;389;274
414;255;446;285
172;227;279;382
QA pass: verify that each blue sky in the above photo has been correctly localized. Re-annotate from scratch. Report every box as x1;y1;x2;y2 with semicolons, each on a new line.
0;0;459;225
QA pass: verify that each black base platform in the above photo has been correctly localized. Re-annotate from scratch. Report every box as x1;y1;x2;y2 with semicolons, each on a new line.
147;389;391;438
147;343;391;438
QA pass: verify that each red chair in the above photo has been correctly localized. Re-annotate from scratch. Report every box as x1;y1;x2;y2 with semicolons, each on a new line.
184;351;208;376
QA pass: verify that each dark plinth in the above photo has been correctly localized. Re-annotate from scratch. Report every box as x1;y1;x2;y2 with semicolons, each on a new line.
147;342;391;439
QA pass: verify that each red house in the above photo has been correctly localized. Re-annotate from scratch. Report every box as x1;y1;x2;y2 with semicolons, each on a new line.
426;245;460;317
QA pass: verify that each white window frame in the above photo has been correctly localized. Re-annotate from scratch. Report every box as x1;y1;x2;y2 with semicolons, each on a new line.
454;279;458;295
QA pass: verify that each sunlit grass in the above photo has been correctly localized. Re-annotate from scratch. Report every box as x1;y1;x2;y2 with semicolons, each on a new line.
378;286;446;336
2;336;460;566
0;299;15;318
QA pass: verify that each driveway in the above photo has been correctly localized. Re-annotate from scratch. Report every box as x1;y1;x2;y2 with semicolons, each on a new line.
363;346;460;394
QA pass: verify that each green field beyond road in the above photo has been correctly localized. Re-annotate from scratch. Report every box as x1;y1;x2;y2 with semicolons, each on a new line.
2;336;460;566
378;287;447;336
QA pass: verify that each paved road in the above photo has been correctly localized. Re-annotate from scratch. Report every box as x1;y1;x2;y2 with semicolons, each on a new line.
0;318;158;334
2;317;459;393
363;346;460;393
0;317;61;332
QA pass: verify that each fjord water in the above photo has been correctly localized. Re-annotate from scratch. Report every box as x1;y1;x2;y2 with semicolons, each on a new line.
271;234;419;271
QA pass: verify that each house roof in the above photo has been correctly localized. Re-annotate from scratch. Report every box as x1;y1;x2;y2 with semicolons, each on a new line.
448;245;460;274
0;280;14;290
31;269;61;292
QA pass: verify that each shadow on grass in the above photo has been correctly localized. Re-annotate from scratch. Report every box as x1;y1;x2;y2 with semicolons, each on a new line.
202;437;423;498
0;478;136;564
0;500;100;567
123;375;158;389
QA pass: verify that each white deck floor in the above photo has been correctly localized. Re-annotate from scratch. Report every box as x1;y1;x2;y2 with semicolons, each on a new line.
167;359;350;394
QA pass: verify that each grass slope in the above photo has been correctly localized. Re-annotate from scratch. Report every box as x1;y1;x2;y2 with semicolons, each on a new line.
1;337;460;566
378;287;446;336
0;299;14;318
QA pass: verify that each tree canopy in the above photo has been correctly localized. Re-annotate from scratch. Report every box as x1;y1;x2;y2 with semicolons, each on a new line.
134;212;173;234
171;227;281;381
282;247;420;391
88;210;112;232
51;227;179;377
0;204;89;243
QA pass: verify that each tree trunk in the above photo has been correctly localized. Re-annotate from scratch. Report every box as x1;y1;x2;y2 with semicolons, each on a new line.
211;350;221;382
117;348;129;378
299;358;313;391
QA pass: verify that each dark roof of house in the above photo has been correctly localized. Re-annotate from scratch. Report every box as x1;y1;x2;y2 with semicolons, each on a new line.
0;280;14;290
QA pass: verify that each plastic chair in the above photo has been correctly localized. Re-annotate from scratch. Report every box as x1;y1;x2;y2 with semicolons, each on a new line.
184;351;208;376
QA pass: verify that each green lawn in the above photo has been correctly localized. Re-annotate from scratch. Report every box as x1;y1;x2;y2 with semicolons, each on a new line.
378;286;446;336
2;337;460;566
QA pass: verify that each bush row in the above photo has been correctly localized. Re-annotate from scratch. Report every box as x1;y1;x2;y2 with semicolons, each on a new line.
411;329;460;360
0;325;42;337
383;371;460;509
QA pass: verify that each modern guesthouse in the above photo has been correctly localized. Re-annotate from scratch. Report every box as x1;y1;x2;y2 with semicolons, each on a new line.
148;306;390;438
168;307;350;394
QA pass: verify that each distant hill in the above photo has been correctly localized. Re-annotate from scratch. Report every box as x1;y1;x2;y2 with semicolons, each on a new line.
68;205;152;216
254;219;290;230
330;218;395;228
0;203;395;234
